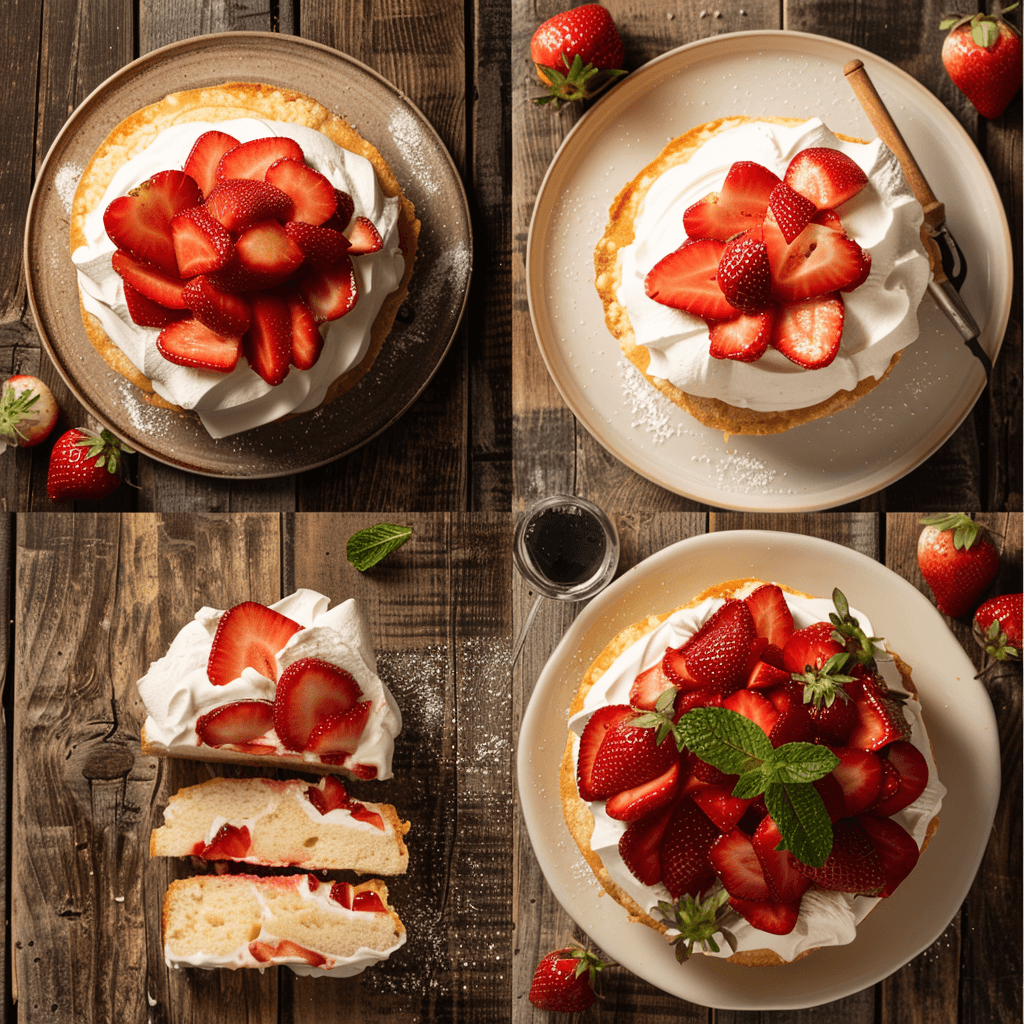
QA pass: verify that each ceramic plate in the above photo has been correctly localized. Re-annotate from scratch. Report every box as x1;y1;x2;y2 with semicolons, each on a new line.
526;31;1011;510
517;530;1000;1009
25;32;471;478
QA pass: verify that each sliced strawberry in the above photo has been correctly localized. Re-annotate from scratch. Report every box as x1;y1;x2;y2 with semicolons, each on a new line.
306;701;373;758
772;294;846;369
813;208;844;231
782;621;842;674
264;158;337;225
577;705;634;801
244;293;293;386
297;255;359;322
746;657;790;690
716;232;772;314
199;822;251;860
765;213;866;302
273;657;364;751
320;775;349;811
589;715;677;799
233;219;305;288
182;276;252;336
857;813;919;897
752;815;811;902
284;221;352;269
111;250;187;309
784;147;869;211
605;761;681;822
728;895;802;935
688;751;733;788
814;773;847;823
873;740;929;816
680;599;758;692
873;756;902;807
794;816;884;894
249;939;327;966
170;206;233;276
660;798;719;899
768;703;814;747
348;801;386;830
709;828;770;900
322;189;356;232
692;784;753;832
766;679;804;712
662;645;700;691
723;689;780;737
682;161;781;240
195;698;276;746
618;801;675;886
329;881;355;909
828;746;884;816
283;290;324;371
329;883;387;913
156;319;242;373
122;283;187;328
672;687;722;719
644;238;734;321
345;216;384;255
183;130;240;198
629;662;676;710
103;169;202;275
767;181;818;243
841;248;872;293
205;178;292;233
216;136;305;182
847;675;912;751
745;585;796;649
707;308;774;362
207;601;303;685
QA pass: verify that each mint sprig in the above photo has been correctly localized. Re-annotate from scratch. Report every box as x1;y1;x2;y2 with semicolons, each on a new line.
346;524;412;572
677;707;838;868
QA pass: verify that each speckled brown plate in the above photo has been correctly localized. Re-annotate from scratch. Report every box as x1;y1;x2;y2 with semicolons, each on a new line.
25;32;471;478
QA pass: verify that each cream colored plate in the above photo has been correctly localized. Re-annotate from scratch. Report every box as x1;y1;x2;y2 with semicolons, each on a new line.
526;31;1011;510
25;32;471;478
518;530;1000;1008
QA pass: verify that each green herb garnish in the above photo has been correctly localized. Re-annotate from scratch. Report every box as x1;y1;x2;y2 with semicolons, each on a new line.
346;524;412;572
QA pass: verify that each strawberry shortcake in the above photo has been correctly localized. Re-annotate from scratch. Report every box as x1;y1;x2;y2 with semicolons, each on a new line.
594;117;931;434
137;589;401;779
561;579;944;965
71;82;419;438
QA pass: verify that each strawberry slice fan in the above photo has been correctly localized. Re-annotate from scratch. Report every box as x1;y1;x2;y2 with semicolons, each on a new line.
844;59;991;376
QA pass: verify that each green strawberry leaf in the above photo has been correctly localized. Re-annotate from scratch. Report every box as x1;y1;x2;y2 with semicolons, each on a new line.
346;524;413;572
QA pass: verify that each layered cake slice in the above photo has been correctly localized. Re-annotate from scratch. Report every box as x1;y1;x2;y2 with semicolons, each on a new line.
138;589;401;779
561;579;944;965
151;775;410;875
163;873;405;975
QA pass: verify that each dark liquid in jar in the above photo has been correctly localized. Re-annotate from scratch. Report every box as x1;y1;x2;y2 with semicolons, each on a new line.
524;505;607;585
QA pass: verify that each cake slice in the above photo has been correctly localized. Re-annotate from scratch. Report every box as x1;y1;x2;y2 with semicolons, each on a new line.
163;873;405;975
151;776;410;874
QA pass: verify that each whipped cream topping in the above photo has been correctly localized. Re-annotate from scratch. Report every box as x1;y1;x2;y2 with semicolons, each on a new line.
138;589;402;779
165;874;405;977
568;584;946;962
617;119;931;412
72;118;405;438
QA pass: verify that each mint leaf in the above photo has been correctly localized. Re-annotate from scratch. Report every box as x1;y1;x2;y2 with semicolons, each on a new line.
346;524;412;571
677;708;772;776
766;743;839;785
764;781;833;868
732;766;769;800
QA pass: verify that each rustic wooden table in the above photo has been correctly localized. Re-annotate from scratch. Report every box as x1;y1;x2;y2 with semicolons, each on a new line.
512;510;1021;1023
513;0;1021;513
1;0;510;512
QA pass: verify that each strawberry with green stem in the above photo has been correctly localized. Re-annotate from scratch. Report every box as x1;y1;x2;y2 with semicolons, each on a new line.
917;513;1000;617
527;945;611;1013
0;375;59;449
940;5;1022;119
46;428;133;502
973;593;1022;663
657;887;737;963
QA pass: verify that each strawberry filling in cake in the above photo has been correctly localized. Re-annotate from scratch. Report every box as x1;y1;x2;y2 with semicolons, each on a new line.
562;580;944;965
596;117;931;433
138;589;401;778
72;94;414;438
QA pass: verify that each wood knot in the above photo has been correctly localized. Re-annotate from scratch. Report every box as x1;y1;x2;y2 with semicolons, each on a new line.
80;743;135;781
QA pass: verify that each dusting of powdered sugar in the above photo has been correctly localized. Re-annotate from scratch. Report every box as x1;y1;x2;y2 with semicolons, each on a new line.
388;107;441;195
54;163;83;214
618;358;684;443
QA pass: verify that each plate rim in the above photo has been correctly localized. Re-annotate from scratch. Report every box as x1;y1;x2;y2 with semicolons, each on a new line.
24;30;472;479
525;28;1012;510
516;528;1001;1008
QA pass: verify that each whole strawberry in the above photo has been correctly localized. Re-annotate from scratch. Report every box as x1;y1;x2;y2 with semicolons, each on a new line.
917;513;999;617
940;7;1022;119
528;946;609;1013
531;4;626;108
47;428;132;502
973;593;1022;662
0;375;59;450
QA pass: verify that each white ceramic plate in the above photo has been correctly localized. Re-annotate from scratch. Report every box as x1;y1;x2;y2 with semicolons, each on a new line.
526;31;1011;510
517;530;1000;1009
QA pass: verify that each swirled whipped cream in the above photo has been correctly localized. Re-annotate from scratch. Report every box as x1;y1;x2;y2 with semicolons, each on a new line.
617;119;931;412
72;118;405;438
165;874;405;977
138;589;402;779
568;583;945;962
